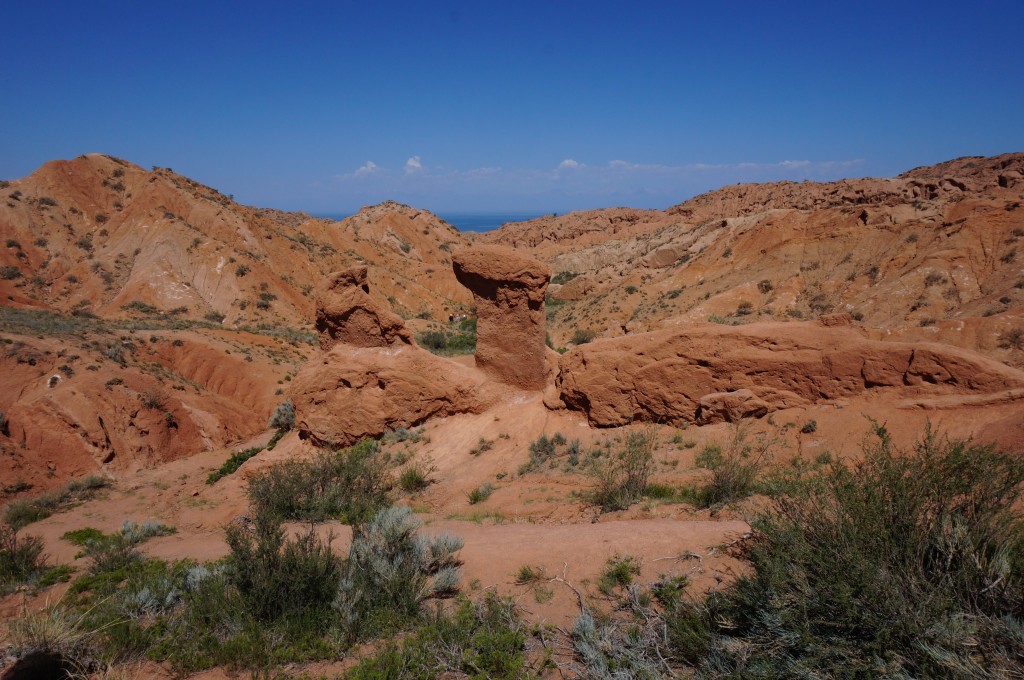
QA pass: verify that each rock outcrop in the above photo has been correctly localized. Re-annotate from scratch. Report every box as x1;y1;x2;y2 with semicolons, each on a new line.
695;389;769;425
453;246;551;390
315;266;413;350
557;317;1024;427
292;345;497;447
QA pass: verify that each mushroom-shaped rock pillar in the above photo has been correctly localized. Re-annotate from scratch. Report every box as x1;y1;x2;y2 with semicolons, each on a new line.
453;246;551;390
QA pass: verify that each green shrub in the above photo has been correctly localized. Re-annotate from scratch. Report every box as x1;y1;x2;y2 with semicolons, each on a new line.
416;322;476;356
697;423;1024;677
571;328;597;345
694;443;723;469
225;513;341;623
515;564;546;585
467;483;494;505
246;439;392;524
335;506;462;638
0;524;48;592
800;419;817;434
684;426;773;509
206;446;263;484
999;327;1024;350
597;553;641;595
589;429;656;511
347;594;528;680
399;461;434;493
82;521;175;575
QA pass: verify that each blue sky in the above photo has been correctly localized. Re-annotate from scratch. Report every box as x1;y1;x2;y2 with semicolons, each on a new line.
2;1;1022;214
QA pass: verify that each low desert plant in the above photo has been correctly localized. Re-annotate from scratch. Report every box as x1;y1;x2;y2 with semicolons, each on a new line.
467;483;494;505
267;399;295;430
246;439;392;524
696;423;1024;676
398;461;434;493
589;428;656;511
3;476;112;529
335;506;462;638
686;425;773;508
571;328;597;345
1;524;48;591
999;326;1024;350
224;512;341;623
347;594;527;679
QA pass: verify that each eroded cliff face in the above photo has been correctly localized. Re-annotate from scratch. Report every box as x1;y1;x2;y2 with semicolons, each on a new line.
556;315;1024;427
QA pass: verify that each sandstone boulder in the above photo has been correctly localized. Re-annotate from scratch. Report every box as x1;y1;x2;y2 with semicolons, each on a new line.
695;389;769;425
453;246;551;389
315;266;413;350
291;344;497;447
557;319;1024;427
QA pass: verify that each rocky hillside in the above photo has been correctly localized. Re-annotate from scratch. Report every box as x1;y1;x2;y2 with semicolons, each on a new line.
0;155;472;326
482;154;1024;366
0;156;476;492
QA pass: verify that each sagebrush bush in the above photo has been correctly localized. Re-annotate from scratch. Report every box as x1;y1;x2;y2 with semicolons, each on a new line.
267;399;295;430
335;506;462;638
698;423;1024;677
246;439;392;524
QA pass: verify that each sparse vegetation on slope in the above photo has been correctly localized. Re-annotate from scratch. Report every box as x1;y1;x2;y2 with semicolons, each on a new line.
692;423;1024;676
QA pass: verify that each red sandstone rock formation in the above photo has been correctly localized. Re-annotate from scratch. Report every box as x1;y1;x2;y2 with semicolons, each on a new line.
315;266;413;350
291;344;497;447
556;316;1024;427
453;246;551;390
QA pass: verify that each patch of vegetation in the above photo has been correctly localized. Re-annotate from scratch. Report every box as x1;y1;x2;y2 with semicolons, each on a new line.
417;317;477;356
0;524;49;593
998;326;1024;350
206;446;263;484
398;460;435;493
121;300;160;315
267;399;295;430
246;439;392;524
552;271;580;285
695;424;1024;677
589;428;656;512
597;553;641;595
682;426;773;508
347;594;528;680
570;328;597;345
467;483;494;505
3;476;112;529
383;425;426;443
336;506;463;638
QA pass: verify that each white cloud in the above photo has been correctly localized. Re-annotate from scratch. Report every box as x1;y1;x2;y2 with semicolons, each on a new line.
354;160;379;176
326;156;866;208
